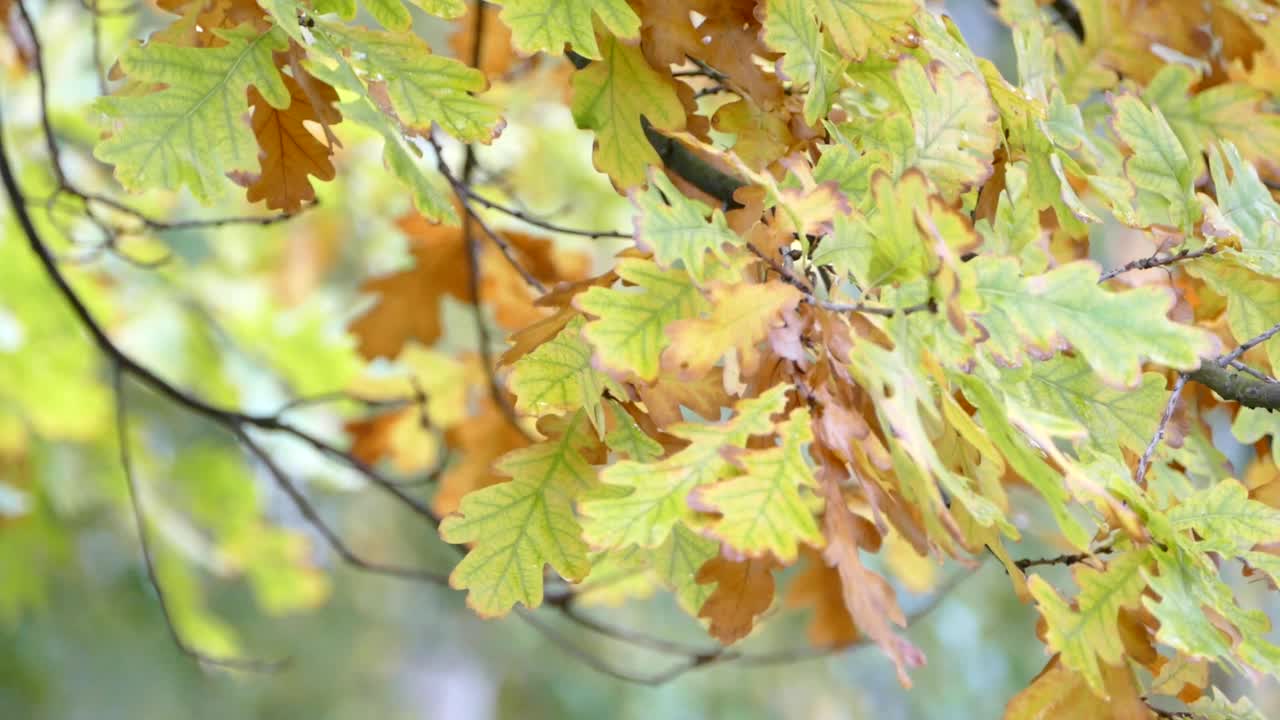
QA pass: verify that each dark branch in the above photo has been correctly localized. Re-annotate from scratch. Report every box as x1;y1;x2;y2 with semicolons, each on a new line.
1187;362;1280;411
1185;320;1280;411
642;119;746;209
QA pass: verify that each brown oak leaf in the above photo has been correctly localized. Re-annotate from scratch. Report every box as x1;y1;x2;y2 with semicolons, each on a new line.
784;548;859;648
695;553;779;644
434;395;529;516
822;474;923;687
234;63;341;213
349;213;589;360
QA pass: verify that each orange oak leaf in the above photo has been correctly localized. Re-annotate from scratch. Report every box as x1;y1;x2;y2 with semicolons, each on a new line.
434;395;529;516
695;553;780;644
634;0;783;110
784;548;858;648
449;2;518;80
234;63;341;213
635;368;733;429
1003;655;1153;720
344;410;406;468
821;474;923;687
349;213;588;360
349;214;471;360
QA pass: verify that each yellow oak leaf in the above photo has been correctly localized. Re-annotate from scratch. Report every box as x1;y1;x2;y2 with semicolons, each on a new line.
663;282;803;382
570;33;685;188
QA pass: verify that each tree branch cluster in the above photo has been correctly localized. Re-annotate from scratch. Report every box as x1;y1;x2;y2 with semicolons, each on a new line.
7;0;1280;692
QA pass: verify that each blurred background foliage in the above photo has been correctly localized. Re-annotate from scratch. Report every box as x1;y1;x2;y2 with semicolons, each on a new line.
1;1;1278;718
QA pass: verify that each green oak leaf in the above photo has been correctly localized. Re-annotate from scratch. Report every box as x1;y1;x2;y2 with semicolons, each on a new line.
1000;356;1166;460
1189;689;1267;720
632;173;743;285
1205;143;1280;278
1187;257;1280;373
654;524;720;616
570;34;685;188
497;0;639;59
508;316;622;435
321;23;499;143
763;0;845;125
576;258;710;382
897;58;1000;199
1143;544;1280;676
94;26;289;202
440;412;597;616
812;170;935;289
1110;94;1199;231
1029;548;1151;696
974;257;1216;387
341;99;457;223
580;385;789;550
603;400;663;462
1168;479;1280;556
701;408;823;562
812;0;922;61
312;0;463;29
953;371;1092;549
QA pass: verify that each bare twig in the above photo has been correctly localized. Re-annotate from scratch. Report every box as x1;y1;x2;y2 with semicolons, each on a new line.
10;0;304;242
1228;359;1277;384
1136;374;1188;486
1219;320;1280;368
746;243;935;317
1098;246;1220;282
1015;542;1115;571
235;427;451;584
1185;321;1280;411
452;183;630;240
527;566;976;685
112;366;289;672
0;101;444;530
428;4;537;441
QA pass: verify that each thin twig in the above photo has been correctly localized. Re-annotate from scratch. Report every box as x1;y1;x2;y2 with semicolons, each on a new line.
112;366;289;672
0;102;444;530
430;4;536;441
453;183;630;240
554;602;721;657
1015;542;1115;571
746;243;934;317
1098;246;1219;282
1220;320;1280;367
1228;359;1277;384
11;0;303;238
1136;374;1188;486
235;427;451;585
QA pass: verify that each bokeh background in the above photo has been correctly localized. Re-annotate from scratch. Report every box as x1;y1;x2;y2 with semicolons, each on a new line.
2;1;1279;718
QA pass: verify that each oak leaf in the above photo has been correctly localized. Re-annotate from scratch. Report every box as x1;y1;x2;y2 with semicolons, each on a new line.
235;64;341;213
821;475;922;687
440;412;598;616
570;33;685;188
695;554;779;644
349;213;587;360
663;282;803;383
784;548;859;648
